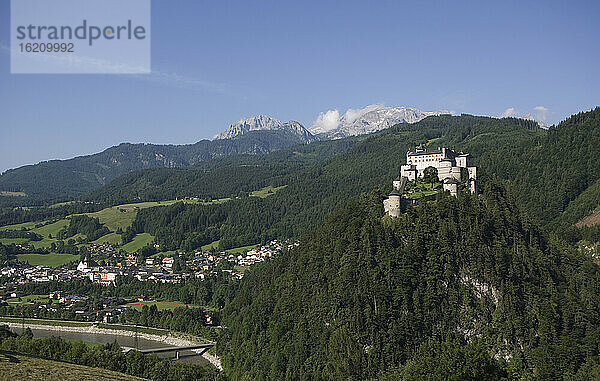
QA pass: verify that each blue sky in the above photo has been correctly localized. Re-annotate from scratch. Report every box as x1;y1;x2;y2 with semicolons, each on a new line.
1;0;599;173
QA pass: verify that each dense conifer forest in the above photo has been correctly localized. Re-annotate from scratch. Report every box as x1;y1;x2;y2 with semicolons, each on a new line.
218;182;600;380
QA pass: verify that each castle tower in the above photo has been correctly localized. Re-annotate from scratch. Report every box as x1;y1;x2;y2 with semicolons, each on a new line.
384;189;402;218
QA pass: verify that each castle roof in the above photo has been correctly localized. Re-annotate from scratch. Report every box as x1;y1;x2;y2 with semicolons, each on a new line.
389;189;402;196
395;175;402;181
407;149;442;157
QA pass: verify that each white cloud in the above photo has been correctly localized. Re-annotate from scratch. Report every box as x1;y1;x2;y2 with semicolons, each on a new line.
310;109;340;133
310;104;387;133
534;106;549;122
500;107;517;118
342;104;383;124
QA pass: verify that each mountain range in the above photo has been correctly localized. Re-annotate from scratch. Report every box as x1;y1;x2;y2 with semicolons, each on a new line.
309;105;451;139
214;115;317;143
0;105;552;202
0;129;313;200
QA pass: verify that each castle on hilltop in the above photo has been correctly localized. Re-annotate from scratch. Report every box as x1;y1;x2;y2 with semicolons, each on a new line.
383;146;478;217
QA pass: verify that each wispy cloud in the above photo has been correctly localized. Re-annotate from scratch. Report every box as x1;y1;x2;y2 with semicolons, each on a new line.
131;70;234;95
0;41;237;96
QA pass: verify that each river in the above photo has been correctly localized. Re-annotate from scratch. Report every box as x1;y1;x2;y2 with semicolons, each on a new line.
10;325;211;365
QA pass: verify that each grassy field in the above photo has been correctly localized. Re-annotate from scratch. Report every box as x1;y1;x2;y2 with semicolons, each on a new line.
121;233;154;253
49;201;76;208
0;220;39;231
80;207;137;232
0;351;145;381
250;185;287;198
426;137;443;146
123;300;201;312
79;198;231;233
0;238;29;245
151;250;177;258
6;294;50;305
16;253;79;267
233;265;250;273
29;237;57;249
201;241;258;254
1;190;277;257
31;220;69;238
201;240;220;251
225;244;259;254
92;232;122;245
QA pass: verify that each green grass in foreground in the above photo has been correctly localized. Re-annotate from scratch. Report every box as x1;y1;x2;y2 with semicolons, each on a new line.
0;351;144;381
121;233;154;253
16;253;79;268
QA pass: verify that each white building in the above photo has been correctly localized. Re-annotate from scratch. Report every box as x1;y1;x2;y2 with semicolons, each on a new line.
400;146;477;190
77;259;99;273
384;146;479;217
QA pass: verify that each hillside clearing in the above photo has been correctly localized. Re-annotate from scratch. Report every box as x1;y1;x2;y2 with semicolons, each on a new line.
16;253;79;267
121;233;154;253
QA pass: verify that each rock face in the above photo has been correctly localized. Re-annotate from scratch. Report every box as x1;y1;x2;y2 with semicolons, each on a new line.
310;106;450;139
214;115;317;143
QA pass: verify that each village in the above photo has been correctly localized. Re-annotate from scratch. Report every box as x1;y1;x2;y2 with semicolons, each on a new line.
0;240;295;324
0;239;292;286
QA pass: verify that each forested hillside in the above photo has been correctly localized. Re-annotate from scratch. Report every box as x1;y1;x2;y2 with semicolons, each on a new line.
110;109;600;253
85;137;360;205
474;108;600;226
122;115;545;249
217;183;600;380
0;129;323;201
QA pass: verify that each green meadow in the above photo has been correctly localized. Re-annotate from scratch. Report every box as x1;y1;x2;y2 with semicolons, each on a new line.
16;253;79;267
225;244;259;254
121;233;154;253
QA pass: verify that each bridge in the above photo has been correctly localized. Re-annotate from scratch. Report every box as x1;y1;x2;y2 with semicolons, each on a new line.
126;343;216;360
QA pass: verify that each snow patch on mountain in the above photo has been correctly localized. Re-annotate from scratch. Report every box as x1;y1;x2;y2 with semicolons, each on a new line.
309;105;450;139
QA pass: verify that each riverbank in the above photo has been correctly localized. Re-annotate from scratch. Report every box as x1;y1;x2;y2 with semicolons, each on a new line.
2;320;222;370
